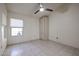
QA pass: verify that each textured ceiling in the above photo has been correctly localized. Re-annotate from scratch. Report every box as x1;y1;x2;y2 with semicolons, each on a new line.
6;3;61;18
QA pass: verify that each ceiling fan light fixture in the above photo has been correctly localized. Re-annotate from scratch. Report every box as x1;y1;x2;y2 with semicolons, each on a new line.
40;7;44;12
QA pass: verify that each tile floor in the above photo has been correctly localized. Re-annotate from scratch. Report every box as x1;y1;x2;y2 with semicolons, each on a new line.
3;40;79;56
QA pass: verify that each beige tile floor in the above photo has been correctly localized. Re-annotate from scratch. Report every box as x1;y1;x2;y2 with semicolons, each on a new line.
3;40;79;56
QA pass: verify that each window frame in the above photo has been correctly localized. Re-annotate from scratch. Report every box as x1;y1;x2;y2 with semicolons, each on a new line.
11;27;23;37
10;18;24;37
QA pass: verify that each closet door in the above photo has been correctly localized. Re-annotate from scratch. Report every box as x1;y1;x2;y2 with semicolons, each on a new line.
2;12;7;50
39;16;49;40
0;13;2;55
0;4;7;56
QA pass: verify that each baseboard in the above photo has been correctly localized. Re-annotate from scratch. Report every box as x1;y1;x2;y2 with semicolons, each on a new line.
49;39;79;49
7;39;39;46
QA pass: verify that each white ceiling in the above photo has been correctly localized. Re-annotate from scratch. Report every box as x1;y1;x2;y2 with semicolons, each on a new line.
6;3;61;18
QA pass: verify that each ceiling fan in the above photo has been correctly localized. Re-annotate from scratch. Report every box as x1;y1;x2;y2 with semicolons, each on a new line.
34;3;53;14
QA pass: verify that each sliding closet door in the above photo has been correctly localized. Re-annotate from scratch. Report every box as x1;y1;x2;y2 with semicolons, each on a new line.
39;16;49;40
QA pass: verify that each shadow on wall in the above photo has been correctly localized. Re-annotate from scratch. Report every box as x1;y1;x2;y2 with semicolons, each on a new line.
55;4;70;13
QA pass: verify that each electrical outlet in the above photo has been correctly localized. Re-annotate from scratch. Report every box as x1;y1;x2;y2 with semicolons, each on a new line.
1;46;2;49
56;37;58;39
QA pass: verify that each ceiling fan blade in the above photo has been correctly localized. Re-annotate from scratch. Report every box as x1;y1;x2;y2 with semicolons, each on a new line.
45;8;53;12
34;10;39;14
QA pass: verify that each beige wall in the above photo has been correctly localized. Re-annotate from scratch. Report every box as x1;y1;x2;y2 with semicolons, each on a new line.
49;4;79;48
7;12;39;45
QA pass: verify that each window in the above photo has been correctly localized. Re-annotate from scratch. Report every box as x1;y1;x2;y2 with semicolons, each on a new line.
11;28;23;36
10;18;23;36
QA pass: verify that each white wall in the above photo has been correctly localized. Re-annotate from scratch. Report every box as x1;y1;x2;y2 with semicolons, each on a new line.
7;12;39;45
49;4;79;48
0;4;7;55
